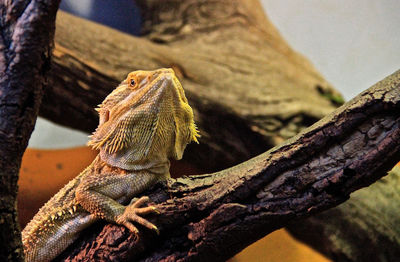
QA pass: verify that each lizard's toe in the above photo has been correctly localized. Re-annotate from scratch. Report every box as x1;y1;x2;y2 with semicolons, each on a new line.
125;221;140;234
132;196;150;208
136;206;160;215
129;196;159;214
117;196;160;234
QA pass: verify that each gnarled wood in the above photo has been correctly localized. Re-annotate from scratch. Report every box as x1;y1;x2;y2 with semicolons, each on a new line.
287;164;400;262
0;1;60;261
56;71;400;261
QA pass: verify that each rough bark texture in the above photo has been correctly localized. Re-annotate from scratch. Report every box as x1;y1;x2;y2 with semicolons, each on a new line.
55;71;400;261
287;164;400;262
0;1;60;261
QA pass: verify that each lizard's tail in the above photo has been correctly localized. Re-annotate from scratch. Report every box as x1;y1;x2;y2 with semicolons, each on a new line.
23;211;96;262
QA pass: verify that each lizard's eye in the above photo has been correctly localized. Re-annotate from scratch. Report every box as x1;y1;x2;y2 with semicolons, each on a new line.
129;78;136;87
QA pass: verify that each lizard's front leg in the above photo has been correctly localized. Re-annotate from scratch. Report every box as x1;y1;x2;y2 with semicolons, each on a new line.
75;170;160;234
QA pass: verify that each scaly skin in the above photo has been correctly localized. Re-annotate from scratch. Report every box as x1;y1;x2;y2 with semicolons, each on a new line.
22;68;199;262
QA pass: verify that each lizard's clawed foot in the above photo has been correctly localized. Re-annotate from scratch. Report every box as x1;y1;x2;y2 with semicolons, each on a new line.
116;196;160;235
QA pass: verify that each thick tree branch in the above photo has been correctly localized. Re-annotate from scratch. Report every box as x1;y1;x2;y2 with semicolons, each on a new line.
57;71;400;261
287;164;400;262
0;1;60;261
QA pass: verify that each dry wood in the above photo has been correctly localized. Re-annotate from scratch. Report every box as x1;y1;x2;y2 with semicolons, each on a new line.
0;1;60;261
287;164;400;262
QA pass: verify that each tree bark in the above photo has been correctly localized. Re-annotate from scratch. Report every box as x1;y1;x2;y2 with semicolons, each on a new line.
287;164;400;262
0;1;60;261
55;71;400;261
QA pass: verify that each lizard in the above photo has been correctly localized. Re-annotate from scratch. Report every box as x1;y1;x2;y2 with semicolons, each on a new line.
21;68;199;262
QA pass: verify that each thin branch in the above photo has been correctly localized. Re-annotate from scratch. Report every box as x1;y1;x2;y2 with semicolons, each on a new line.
57;71;400;261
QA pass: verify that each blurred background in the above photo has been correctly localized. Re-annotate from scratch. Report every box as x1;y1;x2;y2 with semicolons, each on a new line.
20;1;400;261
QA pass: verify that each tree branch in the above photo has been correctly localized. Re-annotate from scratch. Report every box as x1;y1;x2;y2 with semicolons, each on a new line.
0;0;60;261
287;164;400;262
56;71;400;261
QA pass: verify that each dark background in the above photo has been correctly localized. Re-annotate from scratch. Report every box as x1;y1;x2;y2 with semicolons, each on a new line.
60;0;142;35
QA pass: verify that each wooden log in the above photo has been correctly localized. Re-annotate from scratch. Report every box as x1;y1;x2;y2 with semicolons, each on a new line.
287;164;400;262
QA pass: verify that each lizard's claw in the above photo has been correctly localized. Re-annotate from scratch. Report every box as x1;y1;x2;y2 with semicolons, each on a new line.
116;196;160;235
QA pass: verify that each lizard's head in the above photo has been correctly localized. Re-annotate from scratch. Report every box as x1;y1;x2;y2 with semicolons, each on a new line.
88;68;199;163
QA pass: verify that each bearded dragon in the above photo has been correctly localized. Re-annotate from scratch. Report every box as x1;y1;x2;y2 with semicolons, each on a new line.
22;68;199;262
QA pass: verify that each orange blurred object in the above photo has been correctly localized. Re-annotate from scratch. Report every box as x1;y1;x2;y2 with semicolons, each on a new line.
18;146;330;261
229;229;330;262
18;147;97;227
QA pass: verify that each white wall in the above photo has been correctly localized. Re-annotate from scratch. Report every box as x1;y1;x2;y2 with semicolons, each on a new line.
261;0;400;99
28;0;400;148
